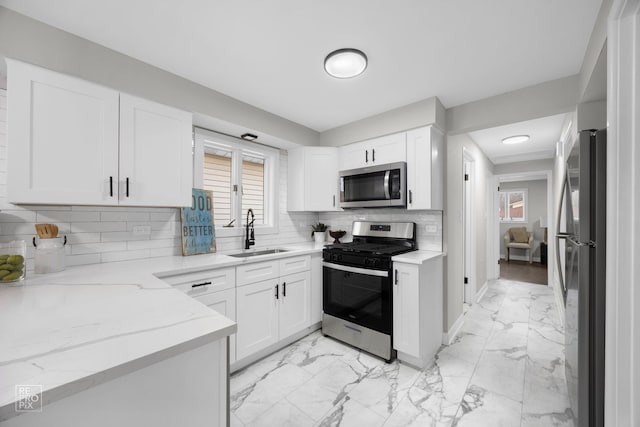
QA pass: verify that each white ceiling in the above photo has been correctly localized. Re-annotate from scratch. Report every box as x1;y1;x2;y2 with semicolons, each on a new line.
468;114;567;164
0;0;602;132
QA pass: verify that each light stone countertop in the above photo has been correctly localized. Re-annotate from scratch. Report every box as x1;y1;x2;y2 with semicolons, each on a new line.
0;242;325;421
391;250;446;264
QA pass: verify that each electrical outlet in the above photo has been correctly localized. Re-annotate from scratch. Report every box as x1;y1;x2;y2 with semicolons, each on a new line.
132;225;151;235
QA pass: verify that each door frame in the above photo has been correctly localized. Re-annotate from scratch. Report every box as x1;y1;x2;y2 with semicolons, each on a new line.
492;170;554;288
606;1;640;424
462;149;475;303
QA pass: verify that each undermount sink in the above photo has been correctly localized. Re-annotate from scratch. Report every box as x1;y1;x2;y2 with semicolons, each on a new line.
228;249;290;258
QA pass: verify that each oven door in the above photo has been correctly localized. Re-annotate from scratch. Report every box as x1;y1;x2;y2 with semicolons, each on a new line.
322;261;392;334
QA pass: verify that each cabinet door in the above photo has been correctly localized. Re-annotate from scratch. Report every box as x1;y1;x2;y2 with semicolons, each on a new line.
338;140;369;171
119;93;192;207
369;132;406;164
236;279;279;360
305;148;339;211
393;263;421;357
279;271;311;340
196;289;237;363
7;59;119;205
406;126;443;210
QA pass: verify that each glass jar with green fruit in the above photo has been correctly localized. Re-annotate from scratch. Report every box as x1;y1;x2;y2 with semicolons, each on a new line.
0;240;26;283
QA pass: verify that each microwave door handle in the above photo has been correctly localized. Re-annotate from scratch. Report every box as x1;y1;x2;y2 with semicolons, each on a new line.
384;171;391;199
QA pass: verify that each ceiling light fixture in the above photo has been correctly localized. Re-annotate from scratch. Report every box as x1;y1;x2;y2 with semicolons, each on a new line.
324;48;368;79
241;133;258;141
501;135;530;145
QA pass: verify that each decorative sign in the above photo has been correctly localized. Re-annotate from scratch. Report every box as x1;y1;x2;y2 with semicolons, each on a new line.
180;189;216;256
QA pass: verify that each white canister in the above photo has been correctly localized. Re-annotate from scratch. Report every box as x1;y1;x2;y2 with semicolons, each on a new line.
34;236;66;274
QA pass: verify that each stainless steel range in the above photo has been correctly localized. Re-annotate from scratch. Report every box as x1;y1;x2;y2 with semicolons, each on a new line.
322;221;416;361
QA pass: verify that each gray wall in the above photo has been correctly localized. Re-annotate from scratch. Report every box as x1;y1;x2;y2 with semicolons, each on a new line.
499;179;548;260
318;97;446;147
446;133;494;331
0;6;319;148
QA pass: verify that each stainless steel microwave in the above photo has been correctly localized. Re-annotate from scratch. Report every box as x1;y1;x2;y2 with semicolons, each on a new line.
339;162;406;208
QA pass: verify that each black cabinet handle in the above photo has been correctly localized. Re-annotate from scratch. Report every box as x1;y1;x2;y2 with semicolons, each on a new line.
275;284;279;299
395;269;399;285
126;177;130;197
333;195;336;207
409;190;413;204
191;281;212;288
283;282;286;297
109;176;113;197
365;150;368;163
372;148;375;162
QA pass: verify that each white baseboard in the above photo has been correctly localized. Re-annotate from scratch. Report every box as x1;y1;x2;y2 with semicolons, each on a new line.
442;312;464;345
475;281;488;303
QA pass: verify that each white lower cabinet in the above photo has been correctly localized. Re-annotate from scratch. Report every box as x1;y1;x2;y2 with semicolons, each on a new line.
236;270;311;360
160;267;237;364
393;256;443;368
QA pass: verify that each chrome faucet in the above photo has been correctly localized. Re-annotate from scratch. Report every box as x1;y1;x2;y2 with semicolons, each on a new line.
244;209;255;250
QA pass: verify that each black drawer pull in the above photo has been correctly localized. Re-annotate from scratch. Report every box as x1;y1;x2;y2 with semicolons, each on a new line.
126;177;130;197
191;281;212;288
109;176;113;197
275;284;279;299
283;282;286;297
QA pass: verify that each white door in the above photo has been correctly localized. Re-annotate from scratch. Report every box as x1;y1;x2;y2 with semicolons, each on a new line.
305;148;339;211
369;132;406;165
7;59;119;205
119;93;192;207
463;156;474;303
392;263;420;357
236;279;279;360
196;289;237;363
279;271;311;340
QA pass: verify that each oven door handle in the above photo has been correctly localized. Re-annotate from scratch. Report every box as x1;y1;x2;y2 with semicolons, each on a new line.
323;261;389;277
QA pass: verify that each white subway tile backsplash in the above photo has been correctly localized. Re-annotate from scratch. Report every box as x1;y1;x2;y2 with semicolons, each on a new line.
100;249;151;263
127;238;179;250
71;242;127;255
37;210;101;223
100;211;150;222
66;253;102;267
70;222;127;233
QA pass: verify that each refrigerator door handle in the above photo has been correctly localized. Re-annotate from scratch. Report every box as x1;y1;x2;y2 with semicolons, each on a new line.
555;170;569;296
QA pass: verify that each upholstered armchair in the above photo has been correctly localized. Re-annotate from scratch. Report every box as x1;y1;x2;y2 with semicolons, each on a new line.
504;227;534;263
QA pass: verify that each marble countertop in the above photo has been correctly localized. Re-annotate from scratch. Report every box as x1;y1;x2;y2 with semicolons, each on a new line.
0;242;324;421
392;250;445;264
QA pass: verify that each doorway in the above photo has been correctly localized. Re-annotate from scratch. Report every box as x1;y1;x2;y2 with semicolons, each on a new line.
495;172;552;285
463;151;475;303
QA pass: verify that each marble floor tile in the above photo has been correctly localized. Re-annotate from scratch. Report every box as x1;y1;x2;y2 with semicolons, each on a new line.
246;399;315;427
230;279;572;427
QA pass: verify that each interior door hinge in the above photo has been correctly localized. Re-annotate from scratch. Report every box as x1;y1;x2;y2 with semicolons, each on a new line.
464;277;468;284
464;174;469;181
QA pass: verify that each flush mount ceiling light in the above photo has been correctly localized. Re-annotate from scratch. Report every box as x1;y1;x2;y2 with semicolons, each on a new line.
241;133;258;141
324;48;368;79
501;135;530;145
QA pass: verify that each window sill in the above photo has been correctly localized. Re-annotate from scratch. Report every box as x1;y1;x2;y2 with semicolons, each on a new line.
500;219;527;224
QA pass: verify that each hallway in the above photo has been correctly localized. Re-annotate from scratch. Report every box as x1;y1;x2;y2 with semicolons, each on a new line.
230;279;571;426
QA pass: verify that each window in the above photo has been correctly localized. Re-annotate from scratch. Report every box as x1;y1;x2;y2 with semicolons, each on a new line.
499;189;527;222
193;128;279;236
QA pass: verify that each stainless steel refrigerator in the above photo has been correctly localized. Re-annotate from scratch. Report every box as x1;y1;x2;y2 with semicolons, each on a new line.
556;129;606;426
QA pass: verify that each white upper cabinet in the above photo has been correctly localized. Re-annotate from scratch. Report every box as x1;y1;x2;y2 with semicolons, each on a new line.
406;126;444;210
338;132;406;171
7;59;120;205
6;60;192;207
119;94;192;207
287;146;339;211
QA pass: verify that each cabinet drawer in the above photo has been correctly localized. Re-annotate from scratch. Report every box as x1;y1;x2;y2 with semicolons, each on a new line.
279;255;311;276
236;261;279;287
162;267;235;297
